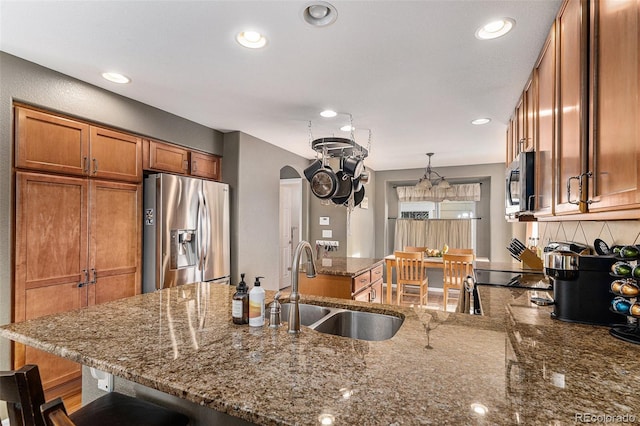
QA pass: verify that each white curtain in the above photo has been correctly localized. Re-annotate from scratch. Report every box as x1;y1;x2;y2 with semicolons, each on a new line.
396;183;481;202
394;219;472;251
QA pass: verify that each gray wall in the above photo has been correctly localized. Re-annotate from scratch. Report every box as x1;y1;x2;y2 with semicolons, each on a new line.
0;52;223;370
223;131;311;291
346;170;376;258
373;162;511;263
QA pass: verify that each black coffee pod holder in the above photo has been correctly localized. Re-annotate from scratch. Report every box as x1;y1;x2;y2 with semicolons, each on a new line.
609;252;640;345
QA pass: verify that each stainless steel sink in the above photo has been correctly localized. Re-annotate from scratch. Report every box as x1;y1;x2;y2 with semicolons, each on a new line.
279;302;404;341
279;303;332;326
312;310;403;341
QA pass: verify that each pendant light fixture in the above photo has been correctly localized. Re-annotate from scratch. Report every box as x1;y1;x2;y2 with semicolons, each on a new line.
415;153;451;190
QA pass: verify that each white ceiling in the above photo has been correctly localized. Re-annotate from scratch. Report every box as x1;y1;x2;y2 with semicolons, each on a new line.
0;0;561;171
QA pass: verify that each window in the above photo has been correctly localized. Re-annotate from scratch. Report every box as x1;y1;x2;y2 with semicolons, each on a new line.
399;200;477;251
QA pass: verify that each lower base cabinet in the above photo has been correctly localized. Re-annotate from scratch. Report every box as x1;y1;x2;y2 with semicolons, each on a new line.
298;263;383;303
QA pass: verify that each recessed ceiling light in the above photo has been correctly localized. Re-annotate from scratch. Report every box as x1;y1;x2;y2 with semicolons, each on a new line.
471;118;491;125
475;18;515;40
302;1;338;27
340;125;354;132
236;30;267;49
101;72;130;84
320;110;337;118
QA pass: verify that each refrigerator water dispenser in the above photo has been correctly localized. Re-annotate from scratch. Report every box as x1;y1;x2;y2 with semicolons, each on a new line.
170;229;197;269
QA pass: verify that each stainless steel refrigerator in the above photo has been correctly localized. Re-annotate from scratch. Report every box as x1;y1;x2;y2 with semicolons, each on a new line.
143;173;230;292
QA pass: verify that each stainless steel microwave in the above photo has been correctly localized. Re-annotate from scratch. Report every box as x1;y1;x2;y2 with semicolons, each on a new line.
505;151;535;218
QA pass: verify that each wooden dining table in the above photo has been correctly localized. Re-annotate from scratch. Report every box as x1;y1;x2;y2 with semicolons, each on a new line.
384;254;444;304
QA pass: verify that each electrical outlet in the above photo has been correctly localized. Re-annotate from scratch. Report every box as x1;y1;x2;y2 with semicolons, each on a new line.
322;229;332;238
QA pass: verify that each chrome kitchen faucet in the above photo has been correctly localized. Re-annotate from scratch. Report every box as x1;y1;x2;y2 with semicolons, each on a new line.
288;241;317;334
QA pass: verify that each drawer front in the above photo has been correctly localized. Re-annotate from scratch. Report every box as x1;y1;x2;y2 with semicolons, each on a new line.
352;270;371;294
370;264;383;283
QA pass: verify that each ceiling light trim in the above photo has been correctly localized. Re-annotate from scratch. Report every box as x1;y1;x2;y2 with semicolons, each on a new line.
475;18;515;40
302;1;338;27
236;30;267;49
101;72;131;84
471;118;491;125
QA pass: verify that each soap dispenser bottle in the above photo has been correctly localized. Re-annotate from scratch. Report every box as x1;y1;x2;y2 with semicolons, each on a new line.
232;273;249;325
249;276;265;327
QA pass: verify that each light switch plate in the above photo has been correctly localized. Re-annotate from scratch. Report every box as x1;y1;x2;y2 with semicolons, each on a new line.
322;229;332;238
319;216;330;225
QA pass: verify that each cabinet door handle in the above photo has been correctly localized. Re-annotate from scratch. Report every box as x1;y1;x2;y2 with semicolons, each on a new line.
370;288;376;303
193;160;197;172
77;269;89;287
92;158;98;175
183;160;189;171
83;156;89;174
88;268;97;285
566;175;582;205
567;172;596;206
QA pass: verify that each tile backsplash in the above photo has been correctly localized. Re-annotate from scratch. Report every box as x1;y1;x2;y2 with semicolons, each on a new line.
532;220;640;250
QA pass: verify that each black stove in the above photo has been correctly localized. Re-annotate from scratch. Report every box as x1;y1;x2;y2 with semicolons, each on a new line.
475;270;551;290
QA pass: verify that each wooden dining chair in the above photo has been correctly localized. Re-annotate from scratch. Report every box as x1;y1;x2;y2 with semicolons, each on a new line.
394;251;428;306
442;253;475;311
1;364;189;426
403;246;427;253
446;248;475;257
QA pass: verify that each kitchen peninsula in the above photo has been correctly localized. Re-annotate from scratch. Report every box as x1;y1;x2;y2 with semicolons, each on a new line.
298;257;383;302
1;283;639;425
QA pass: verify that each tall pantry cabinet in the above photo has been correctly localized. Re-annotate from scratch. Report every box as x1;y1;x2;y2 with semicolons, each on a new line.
13;105;142;395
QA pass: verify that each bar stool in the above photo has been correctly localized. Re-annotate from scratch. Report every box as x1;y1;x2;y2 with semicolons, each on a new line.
1;364;190;426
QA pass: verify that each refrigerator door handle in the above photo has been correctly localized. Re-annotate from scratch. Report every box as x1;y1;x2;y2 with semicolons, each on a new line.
197;189;205;271
201;187;210;266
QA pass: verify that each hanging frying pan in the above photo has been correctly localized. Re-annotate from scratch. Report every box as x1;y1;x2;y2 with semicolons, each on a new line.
330;171;352;205
310;166;338;199
342;155;364;178
352;176;363;192
353;186;365;207
304;159;322;182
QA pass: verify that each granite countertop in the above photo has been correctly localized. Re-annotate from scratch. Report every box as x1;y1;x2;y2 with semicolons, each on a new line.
311;257;384;277
2;283;640;425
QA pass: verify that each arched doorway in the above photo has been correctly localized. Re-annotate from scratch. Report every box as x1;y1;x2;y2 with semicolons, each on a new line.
279;166;302;289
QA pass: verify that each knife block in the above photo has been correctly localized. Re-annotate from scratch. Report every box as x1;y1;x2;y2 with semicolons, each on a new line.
519;248;544;270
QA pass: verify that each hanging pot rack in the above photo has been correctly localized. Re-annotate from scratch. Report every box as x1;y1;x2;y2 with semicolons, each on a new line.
311;137;368;159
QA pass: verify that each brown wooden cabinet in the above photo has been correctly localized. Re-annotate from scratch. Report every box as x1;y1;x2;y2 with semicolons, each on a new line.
534;24;556;216
554;0;589;215
190;151;221;181
144;138;222;181
145;139;189;174
298;262;383;302
15;106;142;183
586;0;640;212
524;76;536;153
89;126;142;183
14;171;141;393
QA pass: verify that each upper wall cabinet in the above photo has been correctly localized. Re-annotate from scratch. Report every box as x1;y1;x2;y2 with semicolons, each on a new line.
15;106;142;183
554;0;589;216
534;24;556;216
190;151;221;181
586;0;640;212
144;138;221;181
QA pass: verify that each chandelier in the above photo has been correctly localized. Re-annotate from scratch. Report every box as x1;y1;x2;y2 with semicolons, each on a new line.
415;153;451;190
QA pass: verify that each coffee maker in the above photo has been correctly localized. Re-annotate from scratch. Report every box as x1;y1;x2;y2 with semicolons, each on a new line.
543;241;623;326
